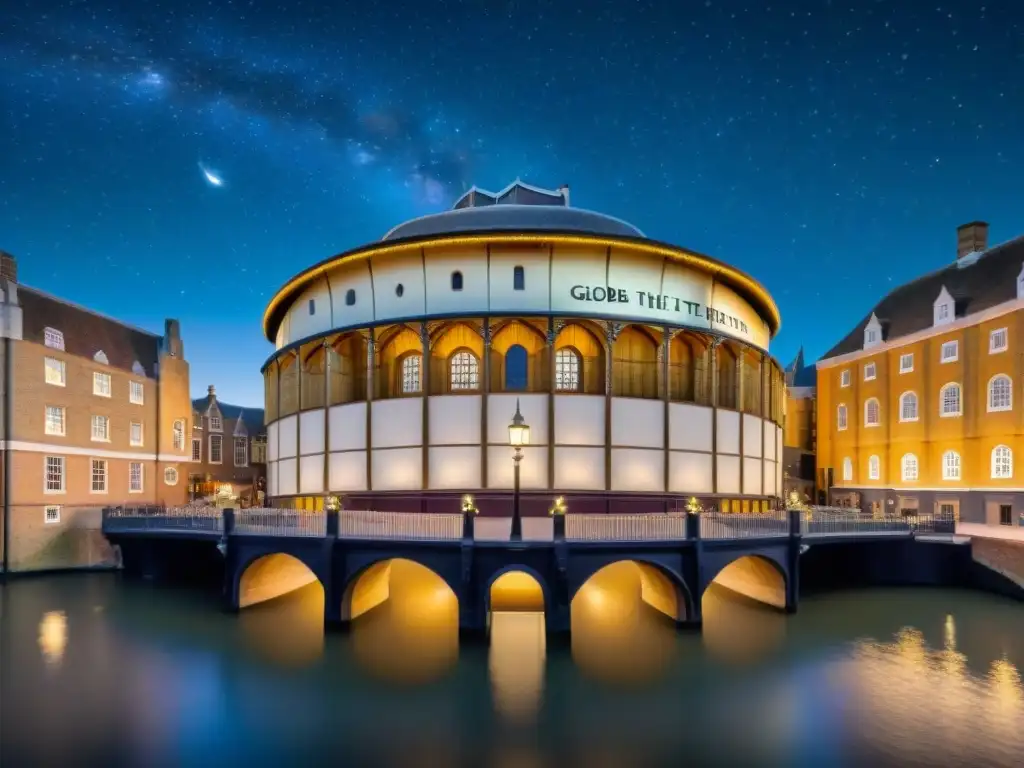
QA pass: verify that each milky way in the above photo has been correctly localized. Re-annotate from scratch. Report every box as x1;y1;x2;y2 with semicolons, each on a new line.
1;0;1021;405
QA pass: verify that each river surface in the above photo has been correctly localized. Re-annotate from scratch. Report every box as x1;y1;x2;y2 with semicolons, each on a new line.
2;574;1024;767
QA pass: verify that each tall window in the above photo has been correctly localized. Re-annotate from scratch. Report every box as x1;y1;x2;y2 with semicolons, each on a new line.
45;357;66;386
44;456;65;493
901;453;919;482
840;370;851;387
842;457;853;482
130;380;144;405
941;340;958;363
837;404;848;430
91;459;107;493
940;383;962;416
191;437;202;462
93;372;111;397
899;353;914;373
129;462;143;492
91;415;109;442
513;265;525;291
451;271;464;291
863;362;876;381
555;348;581;392
988;374;1012;412
400;354;421;393
864;398;880;427
449;351;479;390
990;328;1008;353
45;405;65;436
992;445;1013;479
210;434;223;464
234;437;248;467
942;450;961;481
130;421;143;447
899;392;918;422
504;344;528;391
172;420;185;450
868;455;880;480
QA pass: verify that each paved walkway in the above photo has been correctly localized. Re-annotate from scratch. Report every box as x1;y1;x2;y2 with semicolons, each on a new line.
956;522;1024;543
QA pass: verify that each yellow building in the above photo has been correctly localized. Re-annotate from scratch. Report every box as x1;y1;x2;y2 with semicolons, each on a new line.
816;222;1024;527
782;347;816;503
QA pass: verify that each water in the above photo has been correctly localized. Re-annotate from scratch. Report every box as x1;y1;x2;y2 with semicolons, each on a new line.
2;573;1023;767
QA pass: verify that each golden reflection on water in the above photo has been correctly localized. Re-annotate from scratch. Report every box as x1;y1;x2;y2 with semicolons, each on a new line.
38;610;68;668
237;582;325;667
701;583;787;665
489;611;546;725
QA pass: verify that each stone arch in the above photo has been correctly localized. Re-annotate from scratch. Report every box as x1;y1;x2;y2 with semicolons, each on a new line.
571;559;691;622
277;351;300;417
670;330;711;404
430;321;484;394
554;320;606;394
300;342;326;409
237;552;323;609
340;557;459;621
486;566;549;614
612;324;659;398
704;554;787;610
491;320;547;393
375;325;419;399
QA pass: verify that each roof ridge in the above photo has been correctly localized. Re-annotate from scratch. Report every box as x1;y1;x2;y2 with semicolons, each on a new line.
20;285;163;339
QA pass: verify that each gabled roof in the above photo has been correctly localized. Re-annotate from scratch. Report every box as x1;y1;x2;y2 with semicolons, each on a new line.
452;179;567;210
191;397;265;435
823;234;1024;360
785;346;817;387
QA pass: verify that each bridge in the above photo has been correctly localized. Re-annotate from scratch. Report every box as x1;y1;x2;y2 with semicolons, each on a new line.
102;505;959;637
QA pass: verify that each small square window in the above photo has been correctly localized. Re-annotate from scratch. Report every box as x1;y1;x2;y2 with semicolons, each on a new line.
899;353;914;373
129;381;144;405
44;357;66;387
990;328;1008;354
93;372;112;397
43;328;64;350
209;414;222;432
44;505;61;524
941;340;959;363
863;362;876;381
840;370;851;387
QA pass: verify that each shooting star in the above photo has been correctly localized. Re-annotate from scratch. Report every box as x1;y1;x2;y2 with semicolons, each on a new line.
198;162;224;188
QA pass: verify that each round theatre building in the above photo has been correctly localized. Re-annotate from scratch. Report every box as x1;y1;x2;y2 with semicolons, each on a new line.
261;180;785;515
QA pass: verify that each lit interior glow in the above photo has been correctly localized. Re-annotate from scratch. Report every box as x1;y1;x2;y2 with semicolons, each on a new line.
238;553;322;608
38;610;68;667
487;569;547;724
489;570;545;613
708;555;786;610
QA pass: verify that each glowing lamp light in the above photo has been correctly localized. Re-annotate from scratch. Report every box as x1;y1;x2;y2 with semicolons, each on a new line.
508;400;530;447
324;495;340;512
461;494;477;515
549;496;567;516
685;497;702;515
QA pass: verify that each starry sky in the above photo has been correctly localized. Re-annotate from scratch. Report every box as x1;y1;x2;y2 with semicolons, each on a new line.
2;0;1021;406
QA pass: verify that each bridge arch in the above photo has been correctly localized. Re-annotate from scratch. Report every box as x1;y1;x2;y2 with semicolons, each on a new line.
485;565;549;614
238;552;324;609
571;559;691;623
704;554;787;610
341;557;459;621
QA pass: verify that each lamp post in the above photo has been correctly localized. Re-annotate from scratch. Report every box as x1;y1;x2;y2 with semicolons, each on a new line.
508;399;530;542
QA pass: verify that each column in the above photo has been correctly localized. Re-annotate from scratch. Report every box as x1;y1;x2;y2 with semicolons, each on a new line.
547;318;556;490
710;339;720;495
661;326;671;499
322;340;331;496
737;350;745;501
604;322;620;496
421;324;431;490
295;350;303;498
481;320;491;489
365;333;374;492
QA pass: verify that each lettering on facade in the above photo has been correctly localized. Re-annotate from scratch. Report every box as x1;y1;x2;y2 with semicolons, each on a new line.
568;284;750;335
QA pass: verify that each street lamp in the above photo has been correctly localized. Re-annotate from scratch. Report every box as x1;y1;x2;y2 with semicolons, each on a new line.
508;399;530;541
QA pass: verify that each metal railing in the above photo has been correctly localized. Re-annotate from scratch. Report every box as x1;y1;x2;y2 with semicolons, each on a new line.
801;509;955;537
339;509;463;541
700;510;789;540
103;504;224;534
565;513;687;542
234;508;327;538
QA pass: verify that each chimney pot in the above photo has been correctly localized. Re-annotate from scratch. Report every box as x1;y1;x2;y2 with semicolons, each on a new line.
0;250;18;283
208;385;215;396
956;221;989;259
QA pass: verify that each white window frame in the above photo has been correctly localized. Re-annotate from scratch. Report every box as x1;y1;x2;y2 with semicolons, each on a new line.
210;434;223;464
940;383;962;417
233;437;248;467
988;374;1013;413
400;354;422;394
840;370;851;388
935;302;951;323
842;457;853;482
93;372;112;397
129;462;144;493
44;505;61;524
992;445;1013;480
172;420;186;451
940;340;959;363
191;437;202;462
837;404;848;431
868;455;880;481
44;405;66;436
129;421;144;447
129;380;145;405
989;328;1008;354
864;398;881;427
44;357;66;387
90;458;108;494
863;362;876;381
942;450;961;481
164;467;179;486
899;391;918;422
91;415;110;442
43;327;65;350
44;456;65;494
209;414;222;432
899;353;914;374
901;453;919;482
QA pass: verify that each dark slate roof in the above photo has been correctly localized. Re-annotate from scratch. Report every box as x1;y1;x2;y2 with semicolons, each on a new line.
785;347;817;387
823;235;1024;360
19;286;162;377
452;180;567;210
382;204;644;241
192;396;266;435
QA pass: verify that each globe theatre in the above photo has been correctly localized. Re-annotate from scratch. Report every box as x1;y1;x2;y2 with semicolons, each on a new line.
261;180;785;516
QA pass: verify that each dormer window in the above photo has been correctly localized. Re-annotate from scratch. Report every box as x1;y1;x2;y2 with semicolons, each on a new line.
43;328;64;350
209;414;222;432
93;350;109;365
933;286;954;327
863;313;882;350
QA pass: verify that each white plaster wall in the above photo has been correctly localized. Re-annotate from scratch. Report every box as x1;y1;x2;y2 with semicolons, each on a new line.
742;457;763;495
488;245;550;313
371;447;422;490
428;446;481;489
776;430;783;491
370;251;426;319
328;261;375;329
267;421;279;462
602;248;673;323
429;395;481;445
776;448;783;497
763;422;777;461
743;414;763;458
487;393;547;444
716;410;740;455
611;448;664;492
668;403;713;452
661;261;714;327
763;459;777;496
553;395;605;445
548;245;608;316
277;415;298;459
288;278;332;342
369;399;419;448
328;402;368;452
299;454;324;494
486;445;547;489
329;451;367;492
716;455;740;495
554;446;605;490
299;410;324;455
278;458;297;496
423;245;489;315
611;399;664;449
711;281;770;351
668;451;713;494
266;460;277;497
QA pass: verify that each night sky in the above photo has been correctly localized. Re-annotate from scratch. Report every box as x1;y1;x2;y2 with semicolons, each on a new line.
2;1;1021;406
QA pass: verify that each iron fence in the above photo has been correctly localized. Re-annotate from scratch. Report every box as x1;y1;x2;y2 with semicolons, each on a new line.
234;508;327;538
104;504;223;534
338;509;464;540
565;512;687;542
801;509;955;537
700;510;790;540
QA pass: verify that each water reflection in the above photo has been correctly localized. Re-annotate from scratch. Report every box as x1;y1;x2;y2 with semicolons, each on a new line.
489;612;546;724
701;583;787;664
237;583;324;668
37;610;68;668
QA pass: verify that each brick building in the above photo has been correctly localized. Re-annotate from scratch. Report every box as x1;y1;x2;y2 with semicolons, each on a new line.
0;250;193;572
188;385;266;506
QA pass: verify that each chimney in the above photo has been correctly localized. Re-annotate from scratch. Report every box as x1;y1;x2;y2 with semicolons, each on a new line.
558;184;571;207
0;250;17;283
162;318;184;358
957;221;988;259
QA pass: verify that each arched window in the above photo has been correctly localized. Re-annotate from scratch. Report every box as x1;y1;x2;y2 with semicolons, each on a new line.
513;265;525;291
449;350;479;390
992;445;1013;479
899;392;918;422
345;289;356;306
842;457;853;482
901;453;919;482
868;455;880;481
554;348;581;392
942;450;961;481
940;383;962;416
864;398;880;427
400;354;421;394
164;467;179;486
837;404;848;430
504;345;528;391
988;374;1012;412
451;271;464;291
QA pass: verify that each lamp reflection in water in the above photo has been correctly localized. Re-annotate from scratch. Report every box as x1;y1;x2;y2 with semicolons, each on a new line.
38;610;68;668
488;571;546;725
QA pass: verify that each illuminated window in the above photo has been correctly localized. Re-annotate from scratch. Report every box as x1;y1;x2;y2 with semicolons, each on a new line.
400;354;421;393
45;406;65;436
210;434;223;464
842;457;853;482
942;450;961;481
992;445;1013;479
990;328;1008;353
899;391;918;422
868;455;880;480
449;351;479;390
44;357;66;386
837;404;848;430
940;383;962;416
901;453;918;482
91;415;109;442
988;374;1012;412
172;420;186;450
93;372;111;397
555;348;581;392
129;462;143;493
864;398;880;427
91;459;107;493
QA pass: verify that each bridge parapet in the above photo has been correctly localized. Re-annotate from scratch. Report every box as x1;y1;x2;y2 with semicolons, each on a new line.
565;512;688;542
234;508;328;538
102;504;224;534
